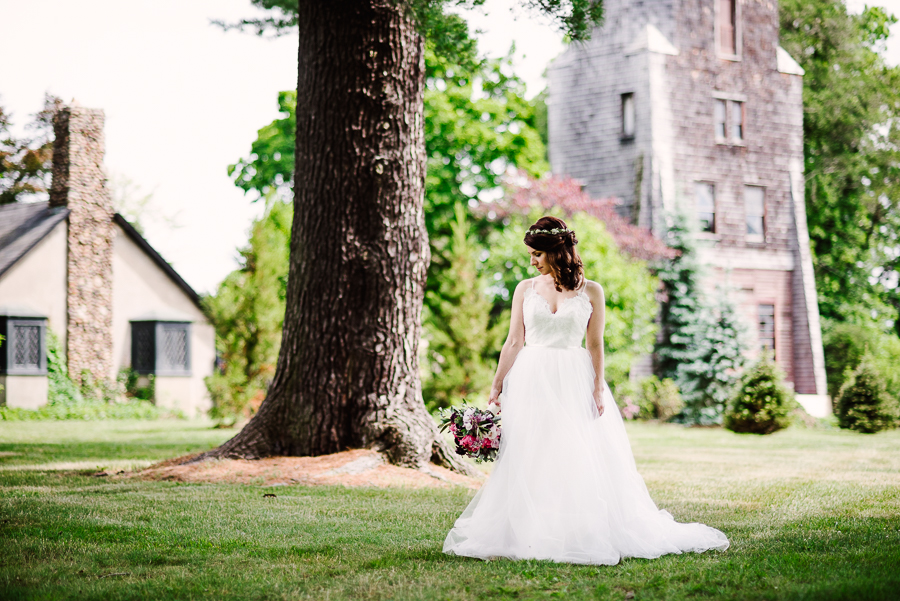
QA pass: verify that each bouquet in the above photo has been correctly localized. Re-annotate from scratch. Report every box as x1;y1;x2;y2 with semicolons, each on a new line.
438;401;502;462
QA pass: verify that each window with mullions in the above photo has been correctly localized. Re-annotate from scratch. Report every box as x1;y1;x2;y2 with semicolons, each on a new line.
0;316;47;376
695;182;716;233
745;186;765;242
758;304;775;351
714;98;745;143
131;321;191;376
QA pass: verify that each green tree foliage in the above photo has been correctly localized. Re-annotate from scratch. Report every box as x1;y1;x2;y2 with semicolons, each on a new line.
0;95;60;205
616;376;683;421
422;204;503;410
835;354;899;434
483;208;658;390
822;321;900;402
228;91;296;201
655;215;748;424
423;44;548;253
204;198;292;424
217;0;603;44
780;0;900;332
724;353;795;435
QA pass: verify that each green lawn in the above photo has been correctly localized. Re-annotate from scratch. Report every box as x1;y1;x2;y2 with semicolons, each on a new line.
1;420;898;600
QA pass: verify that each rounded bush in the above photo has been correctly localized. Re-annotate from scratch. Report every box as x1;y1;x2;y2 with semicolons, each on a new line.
615;376;683;421
835;355;899;434
724;354;794;434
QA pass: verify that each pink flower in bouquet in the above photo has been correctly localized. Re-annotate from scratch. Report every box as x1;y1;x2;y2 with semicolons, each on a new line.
460;435;478;452
449;423;458;434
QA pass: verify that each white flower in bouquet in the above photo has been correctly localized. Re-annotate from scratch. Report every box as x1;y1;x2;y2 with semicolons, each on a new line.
462;407;476;430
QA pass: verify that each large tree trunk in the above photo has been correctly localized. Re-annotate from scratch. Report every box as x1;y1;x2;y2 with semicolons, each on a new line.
198;0;470;473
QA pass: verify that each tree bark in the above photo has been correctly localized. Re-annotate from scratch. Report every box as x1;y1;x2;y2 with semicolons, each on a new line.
197;0;471;473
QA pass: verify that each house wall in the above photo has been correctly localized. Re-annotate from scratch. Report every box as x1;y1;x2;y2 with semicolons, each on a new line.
0;221;68;346
112;224;214;416
0;375;49;410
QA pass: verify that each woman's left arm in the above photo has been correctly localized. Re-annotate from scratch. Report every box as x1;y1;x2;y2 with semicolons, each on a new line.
584;281;606;415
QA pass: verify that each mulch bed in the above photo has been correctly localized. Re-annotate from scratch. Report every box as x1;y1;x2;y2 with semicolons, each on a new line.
137;449;483;490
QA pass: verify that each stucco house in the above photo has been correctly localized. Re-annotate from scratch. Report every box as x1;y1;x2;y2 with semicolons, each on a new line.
547;0;830;416
0;105;214;415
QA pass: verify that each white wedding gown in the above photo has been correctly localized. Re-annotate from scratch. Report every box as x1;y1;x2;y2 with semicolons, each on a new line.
443;282;729;565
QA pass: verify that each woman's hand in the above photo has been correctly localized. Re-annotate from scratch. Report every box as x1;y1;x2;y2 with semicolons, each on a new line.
489;385;502;412
593;383;605;417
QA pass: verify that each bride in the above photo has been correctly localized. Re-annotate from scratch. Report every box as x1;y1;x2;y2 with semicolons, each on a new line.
443;216;729;565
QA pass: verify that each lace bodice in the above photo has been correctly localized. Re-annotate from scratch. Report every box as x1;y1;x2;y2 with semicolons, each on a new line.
523;281;593;348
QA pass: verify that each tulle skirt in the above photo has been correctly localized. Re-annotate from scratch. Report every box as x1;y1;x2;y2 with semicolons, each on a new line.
443;345;729;565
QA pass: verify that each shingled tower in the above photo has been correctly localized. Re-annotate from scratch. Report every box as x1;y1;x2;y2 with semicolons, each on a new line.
548;0;828;407
49;105;114;385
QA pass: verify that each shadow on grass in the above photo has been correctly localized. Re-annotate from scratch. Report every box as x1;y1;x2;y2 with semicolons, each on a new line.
0;441;221;470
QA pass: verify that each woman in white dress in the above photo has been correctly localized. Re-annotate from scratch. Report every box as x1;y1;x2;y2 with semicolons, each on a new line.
443;216;729;565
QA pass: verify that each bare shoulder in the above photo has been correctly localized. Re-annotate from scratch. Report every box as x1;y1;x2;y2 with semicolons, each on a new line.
582;280;605;302
511;278;535;301
514;278;536;293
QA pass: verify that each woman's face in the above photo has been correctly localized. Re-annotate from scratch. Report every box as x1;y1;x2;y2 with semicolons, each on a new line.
526;245;549;275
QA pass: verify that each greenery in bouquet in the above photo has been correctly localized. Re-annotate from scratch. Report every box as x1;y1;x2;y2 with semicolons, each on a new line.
438;402;501;462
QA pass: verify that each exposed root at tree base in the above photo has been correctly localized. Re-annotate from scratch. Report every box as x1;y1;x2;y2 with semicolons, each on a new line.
137;449;484;490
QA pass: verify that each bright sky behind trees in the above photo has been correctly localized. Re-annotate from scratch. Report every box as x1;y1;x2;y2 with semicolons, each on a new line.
0;0;897;293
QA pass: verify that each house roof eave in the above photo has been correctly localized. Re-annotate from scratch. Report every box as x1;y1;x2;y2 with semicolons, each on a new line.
112;214;205;313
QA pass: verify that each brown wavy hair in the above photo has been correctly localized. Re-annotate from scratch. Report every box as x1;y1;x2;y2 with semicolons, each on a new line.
523;216;585;292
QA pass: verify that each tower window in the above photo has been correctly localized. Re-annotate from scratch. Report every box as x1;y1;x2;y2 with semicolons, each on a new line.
718;0;737;55
714;97;746;143
758;304;775;351
732;101;744;140
621;93;635;139
714;100;727;140
695;182;716;233
745;186;765;242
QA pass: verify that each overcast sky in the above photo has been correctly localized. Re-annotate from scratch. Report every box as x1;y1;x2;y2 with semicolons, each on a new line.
1;0;898;294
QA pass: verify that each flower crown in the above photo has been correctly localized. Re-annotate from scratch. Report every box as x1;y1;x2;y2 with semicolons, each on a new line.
528;227;571;236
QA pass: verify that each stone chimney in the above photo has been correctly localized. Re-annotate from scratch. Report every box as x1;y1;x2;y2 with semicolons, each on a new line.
50;105;114;385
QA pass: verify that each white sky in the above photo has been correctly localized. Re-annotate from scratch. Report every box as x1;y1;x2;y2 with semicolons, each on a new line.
1;0;898;294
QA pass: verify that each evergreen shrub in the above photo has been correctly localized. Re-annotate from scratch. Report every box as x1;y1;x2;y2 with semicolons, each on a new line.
835;355;899;433
657;214;747;425
423;204;504;411
724;353;795;434
822;321;900;403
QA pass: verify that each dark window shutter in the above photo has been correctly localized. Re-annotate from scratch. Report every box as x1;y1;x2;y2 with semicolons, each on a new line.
131;322;156;374
131;321;191;376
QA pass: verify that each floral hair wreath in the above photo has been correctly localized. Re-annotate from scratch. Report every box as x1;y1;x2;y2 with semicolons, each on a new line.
527;227;572;236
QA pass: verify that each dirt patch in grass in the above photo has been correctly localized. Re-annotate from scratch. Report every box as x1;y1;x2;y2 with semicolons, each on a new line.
137;449;483;490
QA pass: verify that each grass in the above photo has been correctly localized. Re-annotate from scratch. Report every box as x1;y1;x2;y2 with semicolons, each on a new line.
0;420;898;600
